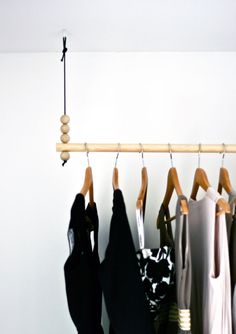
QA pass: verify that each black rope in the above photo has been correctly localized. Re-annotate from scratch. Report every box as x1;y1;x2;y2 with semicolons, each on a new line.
61;37;67;116
61;37;68;167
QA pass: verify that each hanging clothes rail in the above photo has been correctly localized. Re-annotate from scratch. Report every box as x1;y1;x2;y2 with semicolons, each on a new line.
57;38;236;163
56;143;236;153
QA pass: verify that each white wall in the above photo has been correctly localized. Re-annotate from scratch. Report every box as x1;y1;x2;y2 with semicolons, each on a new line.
0;52;236;334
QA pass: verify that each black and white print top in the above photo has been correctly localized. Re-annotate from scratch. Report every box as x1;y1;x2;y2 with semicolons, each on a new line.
136;246;175;318
136;205;176;321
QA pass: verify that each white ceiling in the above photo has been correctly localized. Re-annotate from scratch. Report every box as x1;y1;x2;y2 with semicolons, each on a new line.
1;0;236;52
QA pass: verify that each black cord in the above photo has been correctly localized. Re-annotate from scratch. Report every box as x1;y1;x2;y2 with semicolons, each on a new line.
61;37;67;116
61;37;68;166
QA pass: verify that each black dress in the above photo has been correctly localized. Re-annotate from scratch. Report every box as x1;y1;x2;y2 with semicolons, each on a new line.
100;189;155;334
64;193;104;334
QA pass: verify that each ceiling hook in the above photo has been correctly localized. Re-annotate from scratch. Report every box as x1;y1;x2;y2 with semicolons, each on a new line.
61;28;68;39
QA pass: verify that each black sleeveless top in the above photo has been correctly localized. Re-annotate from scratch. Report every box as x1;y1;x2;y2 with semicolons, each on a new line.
64;194;104;334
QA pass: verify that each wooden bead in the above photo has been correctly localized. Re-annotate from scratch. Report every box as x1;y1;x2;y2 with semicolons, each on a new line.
60;115;70;124
60;124;70;133
60;152;70;161
60;134;70;143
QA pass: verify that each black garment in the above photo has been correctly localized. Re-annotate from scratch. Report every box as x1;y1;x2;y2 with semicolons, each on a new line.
64;193;104;334
100;189;154;334
154;204;177;334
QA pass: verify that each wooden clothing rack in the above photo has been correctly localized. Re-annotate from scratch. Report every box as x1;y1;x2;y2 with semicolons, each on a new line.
57;118;236;162
57;40;236;163
57;40;236;162
56;143;236;153
56;140;236;165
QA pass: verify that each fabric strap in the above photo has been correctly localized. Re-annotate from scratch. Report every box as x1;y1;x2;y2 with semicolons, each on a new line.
136;208;145;249
207;187;223;203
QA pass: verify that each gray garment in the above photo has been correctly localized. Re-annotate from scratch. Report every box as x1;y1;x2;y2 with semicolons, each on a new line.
226;190;236;241
154;197;192;334
189;187;232;334
175;196;192;334
227;190;236;334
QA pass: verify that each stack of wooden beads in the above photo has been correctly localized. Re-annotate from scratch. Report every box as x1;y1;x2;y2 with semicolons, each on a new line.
60;114;70;164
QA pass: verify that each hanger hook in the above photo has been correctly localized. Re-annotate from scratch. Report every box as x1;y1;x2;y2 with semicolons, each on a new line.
139;143;145;167
115;143;120;167
222;143;226;167
198;143;202;168
84;143;90;166
168;143;174;167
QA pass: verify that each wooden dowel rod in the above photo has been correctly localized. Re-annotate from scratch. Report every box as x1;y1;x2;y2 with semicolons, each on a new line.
56;143;236;153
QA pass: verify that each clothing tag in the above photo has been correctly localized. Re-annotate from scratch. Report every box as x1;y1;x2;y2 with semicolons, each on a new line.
136;209;145;249
90;231;95;251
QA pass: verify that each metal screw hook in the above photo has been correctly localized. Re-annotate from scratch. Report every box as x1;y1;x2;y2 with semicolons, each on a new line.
115;143;120;168
222;143;226;167
84;143;90;166
198;143;201;168
168;143;174;168
139;143;145;167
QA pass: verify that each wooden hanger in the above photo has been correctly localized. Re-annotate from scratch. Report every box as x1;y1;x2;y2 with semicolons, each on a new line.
190;167;210;200
217;144;236;206
217;165;236;206
190;167;230;214
157;167;188;228
136;167;148;210
80;166;94;206
157;145;188;228
191;144;230;213
112;144;120;190
218;144;232;194
162;167;188;214
218;167;232;195
112;167;119;190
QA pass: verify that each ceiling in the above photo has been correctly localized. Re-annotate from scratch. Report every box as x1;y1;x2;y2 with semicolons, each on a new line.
1;0;236;52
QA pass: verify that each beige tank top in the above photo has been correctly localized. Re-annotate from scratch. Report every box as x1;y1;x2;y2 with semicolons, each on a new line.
189;187;232;334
